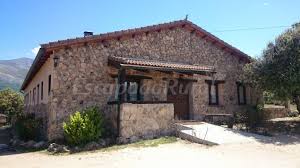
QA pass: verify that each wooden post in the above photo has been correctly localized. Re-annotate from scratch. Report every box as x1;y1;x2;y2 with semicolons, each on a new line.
117;67;126;137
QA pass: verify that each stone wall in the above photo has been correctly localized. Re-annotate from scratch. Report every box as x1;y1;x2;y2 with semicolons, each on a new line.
262;107;289;120
118;103;174;143
45;26;261;140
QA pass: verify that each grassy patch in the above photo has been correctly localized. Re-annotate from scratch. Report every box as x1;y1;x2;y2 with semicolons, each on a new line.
87;136;177;153
45;136;177;155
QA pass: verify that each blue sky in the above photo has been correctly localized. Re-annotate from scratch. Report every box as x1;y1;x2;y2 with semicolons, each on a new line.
0;0;299;60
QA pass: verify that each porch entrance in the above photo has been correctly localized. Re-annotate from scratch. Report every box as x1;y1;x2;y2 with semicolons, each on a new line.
167;79;191;120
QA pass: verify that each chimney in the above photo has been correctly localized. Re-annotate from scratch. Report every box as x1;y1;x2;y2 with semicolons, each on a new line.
84;31;93;37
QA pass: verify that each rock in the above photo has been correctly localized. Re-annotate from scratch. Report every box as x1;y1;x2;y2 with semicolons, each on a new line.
105;138;114;146
0;144;9;152
47;143;69;153
33;141;46;149
24;140;36;148
19;141;26;147
98;139;106;147
129;136;139;143
84;141;99;151
10;139;21;147
71;146;81;153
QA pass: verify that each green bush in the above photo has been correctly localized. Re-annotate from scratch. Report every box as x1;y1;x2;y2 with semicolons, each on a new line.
63;106;105;146
0;88;24;123
15;114;42;141
234;104;264;130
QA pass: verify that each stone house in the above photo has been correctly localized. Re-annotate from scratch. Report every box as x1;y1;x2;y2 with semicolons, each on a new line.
21;20;261;142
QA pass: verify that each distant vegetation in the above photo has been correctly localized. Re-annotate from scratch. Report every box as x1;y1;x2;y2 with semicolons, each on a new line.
0;57;33;90
243;22;300;112
0;88;24;123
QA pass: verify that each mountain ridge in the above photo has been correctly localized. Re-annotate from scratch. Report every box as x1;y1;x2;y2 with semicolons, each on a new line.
0;57;33;90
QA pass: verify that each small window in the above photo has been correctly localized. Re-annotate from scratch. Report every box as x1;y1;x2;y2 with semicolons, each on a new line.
126;81;139;101
114;77;145;102
237;82;246;105
37;84;40;104
205;80;225;106
29;91;31;105
24;94;28;106
48;75;51;95
208;82;219;105
41;81;44;100
33;88;36;105
125;80;142;101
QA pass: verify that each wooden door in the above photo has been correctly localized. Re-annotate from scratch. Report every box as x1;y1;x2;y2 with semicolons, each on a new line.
167;79;190;120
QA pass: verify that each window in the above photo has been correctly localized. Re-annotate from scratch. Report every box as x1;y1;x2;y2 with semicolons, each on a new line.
33;88;36;105
208;82;219;105
126;81;141;101
210;83;218;105
41;81;43;100
48;75;51;95
237;82;246;105
24;94;28;106
115;78;143;102
205;80;224;105
29;91;31;105
37;84;40;104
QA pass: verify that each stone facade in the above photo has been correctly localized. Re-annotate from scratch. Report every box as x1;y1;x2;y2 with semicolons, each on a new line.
118;103;174;143
23;22;262;140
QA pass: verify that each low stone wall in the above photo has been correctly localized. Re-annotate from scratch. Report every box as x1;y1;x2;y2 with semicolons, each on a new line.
262;107;289;120
118;103;174;143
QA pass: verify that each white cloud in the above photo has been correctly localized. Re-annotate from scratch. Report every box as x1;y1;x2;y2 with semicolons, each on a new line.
31;46;40;55
263;2;269;6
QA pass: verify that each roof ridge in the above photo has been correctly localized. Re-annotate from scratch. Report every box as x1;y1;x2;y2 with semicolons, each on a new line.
41;19;186;48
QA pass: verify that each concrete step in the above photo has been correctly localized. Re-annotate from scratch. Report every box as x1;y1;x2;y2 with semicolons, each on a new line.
175;121;270;145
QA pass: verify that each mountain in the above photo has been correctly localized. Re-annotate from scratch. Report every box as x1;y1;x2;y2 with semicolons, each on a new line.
0;57;33;90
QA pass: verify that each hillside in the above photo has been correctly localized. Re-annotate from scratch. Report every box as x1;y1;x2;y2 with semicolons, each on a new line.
0;57;33;90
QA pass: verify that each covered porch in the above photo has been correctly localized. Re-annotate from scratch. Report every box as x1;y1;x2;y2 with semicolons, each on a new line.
106;56;215;143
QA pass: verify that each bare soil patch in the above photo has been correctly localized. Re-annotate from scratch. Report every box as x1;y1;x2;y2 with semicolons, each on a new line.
1;134;300;168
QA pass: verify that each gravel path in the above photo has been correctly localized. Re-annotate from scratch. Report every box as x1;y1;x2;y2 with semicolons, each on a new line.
1;135;300;168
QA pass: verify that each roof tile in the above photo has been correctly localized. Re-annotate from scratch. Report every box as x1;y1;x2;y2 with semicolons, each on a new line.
108;56;215;72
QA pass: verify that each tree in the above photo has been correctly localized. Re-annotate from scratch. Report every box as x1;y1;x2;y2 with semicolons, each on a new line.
243;22;300;112
0;88;24;123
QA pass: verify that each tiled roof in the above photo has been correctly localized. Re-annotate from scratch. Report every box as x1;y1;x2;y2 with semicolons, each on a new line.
21;19;250;90
108;56;215;73
41;19;251;62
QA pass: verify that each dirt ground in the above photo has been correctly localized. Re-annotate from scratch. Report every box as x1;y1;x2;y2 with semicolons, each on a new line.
1;134;300;168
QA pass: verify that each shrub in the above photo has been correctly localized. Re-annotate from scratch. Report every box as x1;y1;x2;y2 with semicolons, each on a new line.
0;88;24;124
63;106;105;146
15;114;42;141
234;104;264;130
